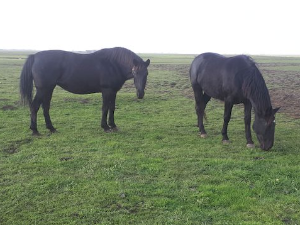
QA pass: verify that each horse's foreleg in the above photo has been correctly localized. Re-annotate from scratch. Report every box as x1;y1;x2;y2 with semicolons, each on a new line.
222;102;233;143
42;89;56;133
108;91;117;131
244;101;254;148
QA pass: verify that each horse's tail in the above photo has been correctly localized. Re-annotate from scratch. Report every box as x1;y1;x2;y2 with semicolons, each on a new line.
20;54;35;105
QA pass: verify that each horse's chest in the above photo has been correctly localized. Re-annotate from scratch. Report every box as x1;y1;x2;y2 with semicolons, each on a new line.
223;88;245;103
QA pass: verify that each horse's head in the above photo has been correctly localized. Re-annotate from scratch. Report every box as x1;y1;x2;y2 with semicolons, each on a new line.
253;107;280;150
132;58;150;99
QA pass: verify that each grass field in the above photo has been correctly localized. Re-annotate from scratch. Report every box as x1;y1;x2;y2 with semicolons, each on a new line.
1;51;300;224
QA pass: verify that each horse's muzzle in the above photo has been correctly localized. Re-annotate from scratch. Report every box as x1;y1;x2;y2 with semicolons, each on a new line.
137;91;144;99
257;135;273;151
259;139;273;151
260;143;273;151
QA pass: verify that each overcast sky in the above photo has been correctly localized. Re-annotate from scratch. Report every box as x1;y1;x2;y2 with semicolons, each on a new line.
1;0;300;55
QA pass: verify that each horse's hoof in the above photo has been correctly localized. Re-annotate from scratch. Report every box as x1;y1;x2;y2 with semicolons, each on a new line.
247;143;255;148
32;131;41;136
199;133;207;138
110;127;119;132
50;129;57;133
104;129;112;133
222;140;230;144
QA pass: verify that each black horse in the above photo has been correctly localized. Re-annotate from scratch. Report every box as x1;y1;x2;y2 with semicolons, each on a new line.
190;53;279;150
20;47;150;135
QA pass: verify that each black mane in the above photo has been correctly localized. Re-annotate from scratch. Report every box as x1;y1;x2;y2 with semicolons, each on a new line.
241;62;272;115
96;47;143;68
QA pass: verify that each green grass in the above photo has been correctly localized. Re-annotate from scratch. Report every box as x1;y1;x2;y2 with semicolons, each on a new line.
1;51;300;224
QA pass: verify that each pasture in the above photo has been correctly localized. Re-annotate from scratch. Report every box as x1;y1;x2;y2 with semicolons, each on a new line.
1;51;300;224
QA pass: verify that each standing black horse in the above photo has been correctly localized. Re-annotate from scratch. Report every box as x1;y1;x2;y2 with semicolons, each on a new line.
190;53;279;150
20;47;150;135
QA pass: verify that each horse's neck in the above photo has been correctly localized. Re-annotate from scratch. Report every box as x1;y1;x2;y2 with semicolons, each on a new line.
95;50;134;80
113;61;134;80
121;64;134;80
243;67;272;115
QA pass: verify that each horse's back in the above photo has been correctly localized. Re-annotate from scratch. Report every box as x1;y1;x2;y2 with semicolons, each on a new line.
190;53;224;82
33;50;68;70
190;53;253;102
32;50;127;94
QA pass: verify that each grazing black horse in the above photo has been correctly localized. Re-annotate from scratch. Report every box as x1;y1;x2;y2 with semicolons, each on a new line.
20;47;150;135
190;53;279;150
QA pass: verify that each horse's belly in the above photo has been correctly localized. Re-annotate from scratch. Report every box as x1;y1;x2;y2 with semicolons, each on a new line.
58;79;102;94
204;88;245;104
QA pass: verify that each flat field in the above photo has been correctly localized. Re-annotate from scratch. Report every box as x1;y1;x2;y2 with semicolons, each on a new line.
0;51;300;224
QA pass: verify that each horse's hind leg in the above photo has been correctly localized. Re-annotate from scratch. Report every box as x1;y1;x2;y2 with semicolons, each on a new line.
101;89;113;131
30;89;43;135
42;88;56;133
193;85;208;137
221;102;233;143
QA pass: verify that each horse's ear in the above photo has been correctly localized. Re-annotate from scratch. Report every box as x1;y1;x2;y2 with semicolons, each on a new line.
266;107;280;125
265;107;273;117
133;59;139;67
145;59;150;67
273;107;280;115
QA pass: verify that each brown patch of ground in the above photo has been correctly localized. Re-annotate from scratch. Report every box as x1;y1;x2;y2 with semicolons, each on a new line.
3;146;18;154
261;69;300;119
3;138;32;154
60;157;73;161
1;105;17;111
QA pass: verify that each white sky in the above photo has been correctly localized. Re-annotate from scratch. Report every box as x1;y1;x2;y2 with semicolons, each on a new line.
1;0;300;55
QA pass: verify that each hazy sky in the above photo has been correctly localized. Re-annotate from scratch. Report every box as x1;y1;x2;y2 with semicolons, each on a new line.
1;0;300;55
